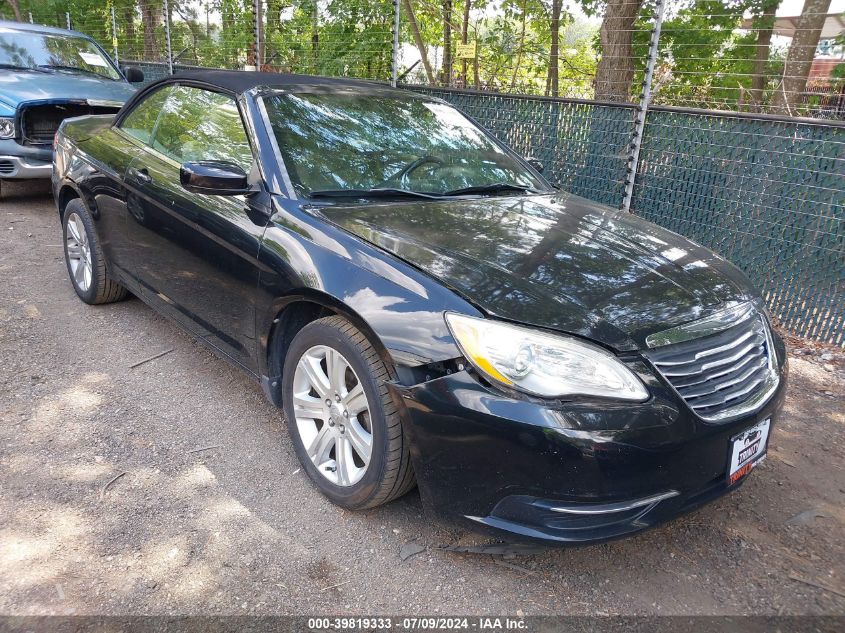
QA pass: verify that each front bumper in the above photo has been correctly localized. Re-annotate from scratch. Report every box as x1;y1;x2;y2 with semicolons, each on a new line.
388;347;788;545
0;140;52;179
0;154;53;179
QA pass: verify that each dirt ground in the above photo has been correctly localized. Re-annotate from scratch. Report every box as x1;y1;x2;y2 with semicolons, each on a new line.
1;180;843;617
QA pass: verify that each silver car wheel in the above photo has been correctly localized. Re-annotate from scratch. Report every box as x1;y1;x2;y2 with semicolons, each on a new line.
65;212;93;293
292;344;373;486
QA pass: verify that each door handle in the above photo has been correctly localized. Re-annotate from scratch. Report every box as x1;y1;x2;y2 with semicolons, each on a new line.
129;167;152;185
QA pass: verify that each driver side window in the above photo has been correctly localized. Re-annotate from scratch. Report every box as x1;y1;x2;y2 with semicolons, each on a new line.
150;86;254;173
120;86;173;145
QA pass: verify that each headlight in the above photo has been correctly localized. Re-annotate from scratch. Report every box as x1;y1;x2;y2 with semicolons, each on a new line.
445;313;649;401
0;117;14;139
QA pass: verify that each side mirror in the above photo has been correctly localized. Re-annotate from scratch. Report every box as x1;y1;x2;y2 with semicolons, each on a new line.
526;157;544;173
122;66;145;83
180;161;250;195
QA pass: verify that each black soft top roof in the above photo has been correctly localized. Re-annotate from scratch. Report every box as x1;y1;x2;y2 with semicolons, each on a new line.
116;68;431;128
167;69;392;95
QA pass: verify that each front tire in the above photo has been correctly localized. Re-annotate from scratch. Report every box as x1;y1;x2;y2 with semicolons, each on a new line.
62;199;127;305
282;315;415;509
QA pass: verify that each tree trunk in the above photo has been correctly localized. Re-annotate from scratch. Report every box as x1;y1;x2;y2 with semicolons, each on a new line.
508;0;527;91
460;0;471;87
7;0;22;22
311;0;319;73
175;5;201;64
139;0;160;61
442;0;453;86
221;4;233;67
402;0;436;84
749;1;779;110
546;0;562;97
473;20;479;87
594;0;644;102
122;3;136;59
771;0;832;114
265;0;281;65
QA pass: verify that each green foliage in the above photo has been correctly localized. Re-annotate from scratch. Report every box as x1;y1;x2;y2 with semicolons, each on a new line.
649;1;754;108
2;0;832;113
263;0;393;79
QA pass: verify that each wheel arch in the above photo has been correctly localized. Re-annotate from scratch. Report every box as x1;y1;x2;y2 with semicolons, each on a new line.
56;182;83;219
260;289;396;407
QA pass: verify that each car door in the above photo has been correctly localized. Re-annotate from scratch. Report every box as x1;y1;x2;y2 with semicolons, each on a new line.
122;84;269;373
89;85;174;286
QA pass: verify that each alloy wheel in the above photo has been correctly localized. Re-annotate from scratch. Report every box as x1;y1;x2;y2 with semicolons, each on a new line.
292;345;373;486
65;212;93;293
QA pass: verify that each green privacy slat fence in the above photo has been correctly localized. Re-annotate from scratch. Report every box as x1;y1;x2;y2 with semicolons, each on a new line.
633;108;845;346
410;87;845;347
412;88;634;209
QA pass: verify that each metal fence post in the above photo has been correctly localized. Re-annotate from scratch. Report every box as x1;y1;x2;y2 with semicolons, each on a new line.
163;0;173;74
621;0;666;214
66;12;71;30
252;0;263;69
391;0;401;87
110;5;119;65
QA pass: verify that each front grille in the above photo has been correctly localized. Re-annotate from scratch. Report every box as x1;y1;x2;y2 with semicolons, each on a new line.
0;160;14;175
646;308;778;422
19;103;120;146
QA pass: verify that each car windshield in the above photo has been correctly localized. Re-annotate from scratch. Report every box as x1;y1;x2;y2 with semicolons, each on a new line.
262;91;549;198
0;28;120;81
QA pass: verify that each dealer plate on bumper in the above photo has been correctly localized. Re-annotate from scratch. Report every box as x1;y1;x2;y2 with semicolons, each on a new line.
728;418;770;484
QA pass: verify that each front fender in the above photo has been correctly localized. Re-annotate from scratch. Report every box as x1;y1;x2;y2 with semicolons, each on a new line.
254;199;480;378
53;144;99;219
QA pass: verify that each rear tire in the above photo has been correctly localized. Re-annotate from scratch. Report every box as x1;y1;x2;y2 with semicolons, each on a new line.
282;315;415;509
62;199;128;305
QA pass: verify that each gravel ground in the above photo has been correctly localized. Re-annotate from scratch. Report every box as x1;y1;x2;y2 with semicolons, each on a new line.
1;180;844;617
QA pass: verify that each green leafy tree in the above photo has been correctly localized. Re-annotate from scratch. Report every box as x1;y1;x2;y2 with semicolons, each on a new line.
2;0;23;20
579;0;646;102
771;0;833;114
647;0;755;109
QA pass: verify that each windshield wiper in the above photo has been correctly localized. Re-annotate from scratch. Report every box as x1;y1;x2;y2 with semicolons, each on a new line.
0;63;49;73
309;188;446;201
442;183;542;197
38;64;114;80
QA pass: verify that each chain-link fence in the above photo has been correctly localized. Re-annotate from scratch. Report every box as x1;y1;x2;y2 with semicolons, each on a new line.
7;1;844;117
398;0;845;118
1;0;843;345
1;1;396;79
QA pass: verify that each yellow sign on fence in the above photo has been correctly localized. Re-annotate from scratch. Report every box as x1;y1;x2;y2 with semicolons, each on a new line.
456;42;476;59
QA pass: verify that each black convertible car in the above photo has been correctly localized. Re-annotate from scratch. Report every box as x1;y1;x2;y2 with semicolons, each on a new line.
53;70;787;544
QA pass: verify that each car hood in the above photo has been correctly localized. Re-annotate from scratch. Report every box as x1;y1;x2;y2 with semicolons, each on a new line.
322;192;757;351
0;70;135;115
